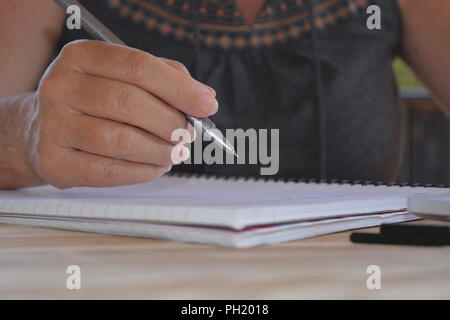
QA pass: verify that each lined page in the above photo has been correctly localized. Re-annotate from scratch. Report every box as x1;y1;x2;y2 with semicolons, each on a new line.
0;175;448;229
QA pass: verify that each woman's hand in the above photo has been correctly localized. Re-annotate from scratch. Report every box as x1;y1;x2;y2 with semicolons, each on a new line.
18;40;216;188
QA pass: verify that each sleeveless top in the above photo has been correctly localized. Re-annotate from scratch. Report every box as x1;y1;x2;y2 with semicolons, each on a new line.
58;0;403;182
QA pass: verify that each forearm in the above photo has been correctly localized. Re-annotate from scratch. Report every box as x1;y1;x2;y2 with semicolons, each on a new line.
0;92;45;189
399;0;450;116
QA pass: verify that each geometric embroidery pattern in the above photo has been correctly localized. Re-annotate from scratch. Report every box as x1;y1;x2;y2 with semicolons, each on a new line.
108;0;369;49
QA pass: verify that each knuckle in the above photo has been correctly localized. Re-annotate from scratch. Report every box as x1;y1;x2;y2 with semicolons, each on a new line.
173;60;189;74
162;58;190;76
38;73;60;99
172;72;185;99
114;129;136;155
115;88;135;117
124;51;150;83
60;41;83;60
101;163;124;184
111;88;141;119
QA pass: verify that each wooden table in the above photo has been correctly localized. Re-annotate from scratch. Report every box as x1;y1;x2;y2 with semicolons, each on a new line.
0;221;449;299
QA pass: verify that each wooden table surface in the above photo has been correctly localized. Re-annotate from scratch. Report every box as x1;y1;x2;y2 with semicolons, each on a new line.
0;221;449;299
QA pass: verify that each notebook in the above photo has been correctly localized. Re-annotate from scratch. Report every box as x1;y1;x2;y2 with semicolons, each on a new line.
0;173;448;247
408;193;450;221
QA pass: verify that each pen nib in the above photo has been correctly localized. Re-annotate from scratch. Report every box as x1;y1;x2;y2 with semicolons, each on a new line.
234;151;239;158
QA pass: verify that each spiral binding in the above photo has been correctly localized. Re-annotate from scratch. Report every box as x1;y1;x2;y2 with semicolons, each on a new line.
166;171;448;188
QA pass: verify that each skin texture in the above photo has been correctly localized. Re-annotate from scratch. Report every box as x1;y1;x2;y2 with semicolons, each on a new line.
0;0;449;189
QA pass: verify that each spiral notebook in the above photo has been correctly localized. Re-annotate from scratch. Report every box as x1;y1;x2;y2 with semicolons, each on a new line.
0;173;448;247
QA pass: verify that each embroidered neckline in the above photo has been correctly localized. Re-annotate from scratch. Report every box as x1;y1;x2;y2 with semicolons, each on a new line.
107;0;368;49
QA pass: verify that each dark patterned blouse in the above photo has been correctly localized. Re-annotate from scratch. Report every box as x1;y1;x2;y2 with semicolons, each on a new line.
58;0;403;182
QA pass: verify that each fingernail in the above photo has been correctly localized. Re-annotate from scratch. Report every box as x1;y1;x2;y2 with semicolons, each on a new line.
198;94;218;115
166;166;172;173
213;99;219;114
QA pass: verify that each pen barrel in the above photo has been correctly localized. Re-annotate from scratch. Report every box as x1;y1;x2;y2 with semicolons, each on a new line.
185;115;215;132
185;115;235;155
54;0;125;45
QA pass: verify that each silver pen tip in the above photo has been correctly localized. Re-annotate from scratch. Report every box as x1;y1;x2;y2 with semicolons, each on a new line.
234;151;239;158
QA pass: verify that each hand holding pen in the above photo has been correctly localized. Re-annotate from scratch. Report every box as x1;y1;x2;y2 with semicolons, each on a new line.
22;1;230;188
54;0;236;156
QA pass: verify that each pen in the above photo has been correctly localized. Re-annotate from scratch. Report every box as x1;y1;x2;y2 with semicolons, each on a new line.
53;0;238;157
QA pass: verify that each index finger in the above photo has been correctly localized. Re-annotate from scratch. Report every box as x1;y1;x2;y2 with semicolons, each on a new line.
60;40;218;118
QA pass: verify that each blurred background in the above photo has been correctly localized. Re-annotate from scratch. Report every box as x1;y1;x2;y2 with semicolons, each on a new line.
394;59;450;186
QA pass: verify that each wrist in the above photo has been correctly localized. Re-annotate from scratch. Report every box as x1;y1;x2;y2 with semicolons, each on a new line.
0;92;45;189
